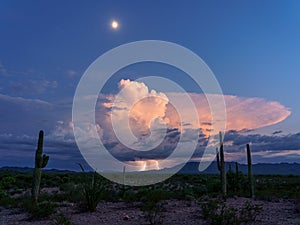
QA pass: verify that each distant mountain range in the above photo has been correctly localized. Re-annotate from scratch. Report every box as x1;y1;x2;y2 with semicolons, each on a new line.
178;161;300;175
0;167;75;174
1;162;300;175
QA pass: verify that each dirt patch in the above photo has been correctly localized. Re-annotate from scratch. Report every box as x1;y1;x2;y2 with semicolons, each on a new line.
0;198;299;225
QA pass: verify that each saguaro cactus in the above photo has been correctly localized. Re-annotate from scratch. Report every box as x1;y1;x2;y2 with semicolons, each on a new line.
235;162;239;179
216;131;227;197
246;144;254;198
122;165;126;196
31;130;49;204
235;161;240;192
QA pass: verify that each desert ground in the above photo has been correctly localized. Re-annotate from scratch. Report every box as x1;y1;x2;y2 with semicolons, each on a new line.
1;194;299;224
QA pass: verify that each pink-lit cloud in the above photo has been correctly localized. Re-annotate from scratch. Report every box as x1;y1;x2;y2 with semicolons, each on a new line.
91;79;292;170
98;79;291;139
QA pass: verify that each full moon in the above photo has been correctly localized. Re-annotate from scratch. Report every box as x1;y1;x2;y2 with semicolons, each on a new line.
111;20;119;29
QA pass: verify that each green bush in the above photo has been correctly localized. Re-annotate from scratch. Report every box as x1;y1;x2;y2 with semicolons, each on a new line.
239;200;262;223
0;175;16;190
206;179;221;194
15;173;32;189
200;199;262;225
123;189;139;203
141;189;166;225
50;213;73;225
24;200;56;220
0;190;16;208
201;199;238;225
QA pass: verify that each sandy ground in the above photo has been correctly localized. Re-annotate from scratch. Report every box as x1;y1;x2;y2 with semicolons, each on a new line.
0;198;299;225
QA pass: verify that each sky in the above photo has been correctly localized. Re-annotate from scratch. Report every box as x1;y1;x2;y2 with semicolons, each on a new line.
0;0;300;171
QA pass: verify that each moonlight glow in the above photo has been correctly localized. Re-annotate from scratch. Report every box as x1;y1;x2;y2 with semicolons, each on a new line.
111;20;119;29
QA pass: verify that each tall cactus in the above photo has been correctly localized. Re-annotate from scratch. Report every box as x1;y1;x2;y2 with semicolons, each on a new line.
122;165;126;197
235;162;239;179
31;130;49;204
246;144;254;198
235;161;240;192
216;131;226;197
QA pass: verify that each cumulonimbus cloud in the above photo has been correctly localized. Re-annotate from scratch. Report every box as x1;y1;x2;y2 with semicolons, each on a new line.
0;80;293;170
172;92;291;134
91;79;292;169
98;79;291;140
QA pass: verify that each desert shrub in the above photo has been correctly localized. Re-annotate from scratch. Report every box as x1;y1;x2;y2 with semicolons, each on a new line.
24;199;56;220
61;175;71;184
239;200;262;223
50;213;73;225
255;175;300;199
226;166;235;194
69;188;83;203
179;188;197;200
20;193;56;219
78;165;106;212
201;199;238;225
43;175;63;188
0;189;16;208
207;179;221;194
226;168;249;197
123;189;139;203
57;182;82;203
200;199;262;225
81;173;105;211
0;175;16;190
141;189;166;225
135;188;150;201
193;185;208;198
15;173;32;189
59;182;74;192
102;189;119;202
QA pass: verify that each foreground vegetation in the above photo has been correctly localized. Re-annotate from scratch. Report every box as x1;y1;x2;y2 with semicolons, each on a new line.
0;169;299;224
0;129;298;224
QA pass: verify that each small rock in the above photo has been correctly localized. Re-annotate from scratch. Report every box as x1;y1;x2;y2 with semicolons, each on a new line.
123;214;129;220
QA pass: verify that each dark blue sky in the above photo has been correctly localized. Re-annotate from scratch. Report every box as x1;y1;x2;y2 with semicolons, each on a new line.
0;1;299;169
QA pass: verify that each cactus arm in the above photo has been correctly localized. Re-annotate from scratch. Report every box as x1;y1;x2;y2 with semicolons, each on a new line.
246;144;254;198
42;155;49;168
